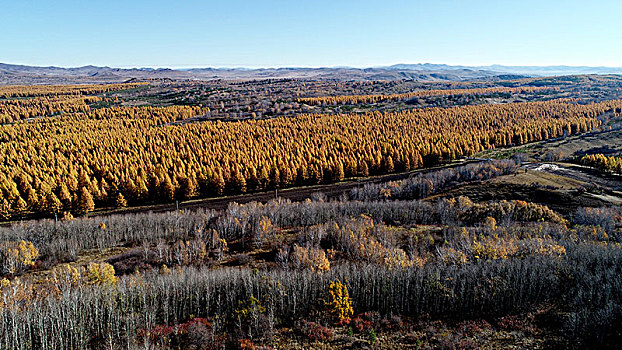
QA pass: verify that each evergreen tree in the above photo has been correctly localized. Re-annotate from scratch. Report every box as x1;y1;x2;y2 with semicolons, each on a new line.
76;187;95;216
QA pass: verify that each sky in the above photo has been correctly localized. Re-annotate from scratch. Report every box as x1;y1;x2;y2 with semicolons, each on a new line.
1;0;621;68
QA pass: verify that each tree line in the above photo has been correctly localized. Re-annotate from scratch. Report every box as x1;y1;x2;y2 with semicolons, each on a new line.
580;153;622;174
0;96;102;123
350;159;518;201
0;83;144;98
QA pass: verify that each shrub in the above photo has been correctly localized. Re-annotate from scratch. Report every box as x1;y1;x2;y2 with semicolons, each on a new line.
497;315;536;334
138;317;220;350
231;254;251;266
457;319;491;337
379;314;404;332
368;328;377;344
106;249;156;275
237;338;256;350
296;320;333;341
349;311;403;334
350;315;373;333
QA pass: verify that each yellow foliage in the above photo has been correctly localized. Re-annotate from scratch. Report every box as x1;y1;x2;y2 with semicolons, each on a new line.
331;216;424;268
517;237;566;257
52;264;82;287
380;188;392;199
290;244;330;272
85;262;119;286
61;212;74;221
581;154;622;174
325;280;353;323
0;278;35;310
439;247;468;265
470;233;566;261
16;240;38;267
484;216;497;231
1;240;39;274
384;248;426;269
472;235;517;260
160;264;171;275
234;295;266;320
0;91;610;220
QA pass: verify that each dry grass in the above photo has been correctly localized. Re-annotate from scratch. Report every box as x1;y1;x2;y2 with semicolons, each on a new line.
490;169;585;190
27;247;130;281
477;128;622;161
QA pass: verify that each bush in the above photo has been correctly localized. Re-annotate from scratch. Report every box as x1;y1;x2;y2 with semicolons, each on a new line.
106;249;156;275
296;320;333;341
497;314;536;334
138;317;223;350
457;319;491;337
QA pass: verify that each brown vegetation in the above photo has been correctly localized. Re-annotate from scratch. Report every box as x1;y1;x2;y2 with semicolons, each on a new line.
297;86;556;105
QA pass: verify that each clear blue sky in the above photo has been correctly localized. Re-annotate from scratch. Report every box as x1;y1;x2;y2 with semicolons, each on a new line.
2;0;621;68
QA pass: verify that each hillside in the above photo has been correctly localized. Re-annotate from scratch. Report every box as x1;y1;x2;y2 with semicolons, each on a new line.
2;62;620;85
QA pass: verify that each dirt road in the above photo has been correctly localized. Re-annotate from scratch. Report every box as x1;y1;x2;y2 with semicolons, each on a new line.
524;162;622;191
92;160;478;217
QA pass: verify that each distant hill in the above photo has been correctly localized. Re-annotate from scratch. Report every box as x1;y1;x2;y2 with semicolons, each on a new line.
386;63;622;76
0;62;620;85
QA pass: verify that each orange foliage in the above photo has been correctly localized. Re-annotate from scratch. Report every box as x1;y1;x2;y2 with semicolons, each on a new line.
0;88;617;219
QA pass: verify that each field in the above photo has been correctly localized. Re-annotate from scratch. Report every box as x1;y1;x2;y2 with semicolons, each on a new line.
0;76;622;349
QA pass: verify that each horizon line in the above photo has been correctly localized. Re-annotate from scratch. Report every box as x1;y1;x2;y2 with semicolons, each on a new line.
2;61;622;71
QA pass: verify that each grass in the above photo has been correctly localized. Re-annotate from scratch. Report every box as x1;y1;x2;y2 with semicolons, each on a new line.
489;170;585;190
476;128;622;161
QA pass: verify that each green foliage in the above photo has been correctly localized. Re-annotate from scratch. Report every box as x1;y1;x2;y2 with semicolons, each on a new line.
368;328;377;344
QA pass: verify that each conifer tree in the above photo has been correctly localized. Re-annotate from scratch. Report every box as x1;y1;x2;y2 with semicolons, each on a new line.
115;193;128;208
76;187;95;215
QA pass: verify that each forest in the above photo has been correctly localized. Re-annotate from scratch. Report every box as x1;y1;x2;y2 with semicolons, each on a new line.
0;77;621;349
0;88;617;221
295;86;557;105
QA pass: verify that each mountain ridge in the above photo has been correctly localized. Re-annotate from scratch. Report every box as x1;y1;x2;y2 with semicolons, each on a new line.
1;62;620;85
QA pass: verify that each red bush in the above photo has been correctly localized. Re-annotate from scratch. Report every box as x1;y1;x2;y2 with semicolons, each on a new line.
497;315;536;334
296;320;334;341
457;319;491;337
138;317;217;348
